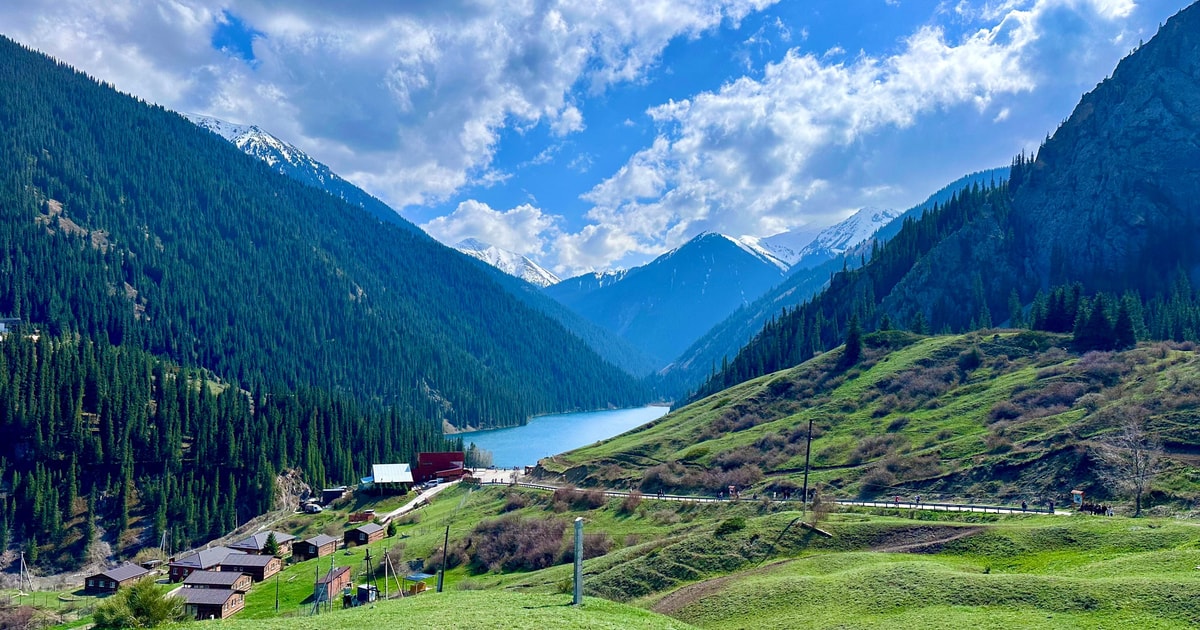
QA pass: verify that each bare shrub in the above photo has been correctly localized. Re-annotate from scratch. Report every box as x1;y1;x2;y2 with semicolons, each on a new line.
848;434;906;465
459;515;566;573
1078;392;1104;413
985;431;1013;453
1075;351;1130;386
624;533;640;547
558;532;614;564
501;491;530;513
859;467;896;493
886;416;911;432
619;491;643;515
989;400;1022;422
753;433;787;453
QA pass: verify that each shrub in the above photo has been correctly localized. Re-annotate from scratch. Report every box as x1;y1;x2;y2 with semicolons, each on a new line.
460;515;566;573
957;346;983;372
886;416;911;432
501;491;530;513
93;577;186;629
989;401;1022;422
714;516;746;538
619;491;643;515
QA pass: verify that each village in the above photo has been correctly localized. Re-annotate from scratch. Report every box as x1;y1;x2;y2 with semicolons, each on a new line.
76;451;472;621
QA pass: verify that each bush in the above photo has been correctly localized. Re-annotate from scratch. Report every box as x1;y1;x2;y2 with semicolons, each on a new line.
93;577;186;629
501;491;530;513
886;416;911;432
957;346;983;372
459;516;566;573
714;516;746;538
619;491;643;515
989;400;1022;422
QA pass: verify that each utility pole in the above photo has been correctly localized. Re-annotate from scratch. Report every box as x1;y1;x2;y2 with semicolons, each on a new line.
801;417;814;511
573;517;583;606
436;524;449;593
275;572;280;612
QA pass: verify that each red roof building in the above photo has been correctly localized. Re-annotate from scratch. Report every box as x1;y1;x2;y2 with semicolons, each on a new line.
414;451;465;483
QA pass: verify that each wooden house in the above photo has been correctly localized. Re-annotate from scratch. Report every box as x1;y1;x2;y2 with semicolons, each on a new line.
183;570;252;593
294;534;339;561
177;588;244;620
219;553;281;582
229;531;296;557
169;546;234;582
344;523;385;547
85;562;149;594
314;565;352;603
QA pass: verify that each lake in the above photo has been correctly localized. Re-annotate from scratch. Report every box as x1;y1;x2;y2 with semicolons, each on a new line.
453;405;670;468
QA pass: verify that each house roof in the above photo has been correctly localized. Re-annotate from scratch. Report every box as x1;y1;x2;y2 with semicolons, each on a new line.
371;463;413;484
229;531;296;552
220;553;278;568
96;562;149;582
303;534;338;548
316;566;351;585
183;571;245;587
352;523;384;536
172;547;234;570
176;588;238;606
404;572;435;582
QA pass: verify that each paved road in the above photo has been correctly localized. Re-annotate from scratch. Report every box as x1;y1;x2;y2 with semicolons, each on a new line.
485;478;1067;515
379;480;459;522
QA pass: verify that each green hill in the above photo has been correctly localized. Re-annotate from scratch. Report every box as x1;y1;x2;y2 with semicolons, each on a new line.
539;330;1200;509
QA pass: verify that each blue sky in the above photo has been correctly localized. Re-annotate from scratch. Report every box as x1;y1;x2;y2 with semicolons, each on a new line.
2;0;1190;276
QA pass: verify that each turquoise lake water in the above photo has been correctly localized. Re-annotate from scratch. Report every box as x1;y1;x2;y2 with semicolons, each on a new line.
452;405;670;468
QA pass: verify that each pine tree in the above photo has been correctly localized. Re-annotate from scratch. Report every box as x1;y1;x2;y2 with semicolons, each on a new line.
840;316;862;369
1114;299;1137;350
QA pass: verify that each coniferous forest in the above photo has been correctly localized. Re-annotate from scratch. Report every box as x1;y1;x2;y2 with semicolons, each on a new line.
0;36;649;567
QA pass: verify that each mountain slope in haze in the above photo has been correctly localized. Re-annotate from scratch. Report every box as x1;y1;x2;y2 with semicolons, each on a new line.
455;238;560;288
186;113;419;232
660;170;1006;399
544;233;789;364
691;2;1200;401
0;36;646;429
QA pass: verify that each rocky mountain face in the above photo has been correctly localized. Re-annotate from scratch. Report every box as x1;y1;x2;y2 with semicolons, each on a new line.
545;233;789;365
455;238;560;288
790;207;902;270
1008;8;1200;294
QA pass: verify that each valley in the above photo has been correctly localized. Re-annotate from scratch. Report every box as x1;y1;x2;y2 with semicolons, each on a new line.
3;1;1200;629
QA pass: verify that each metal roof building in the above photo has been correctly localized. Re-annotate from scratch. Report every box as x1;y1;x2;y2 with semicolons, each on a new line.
371;463;413;484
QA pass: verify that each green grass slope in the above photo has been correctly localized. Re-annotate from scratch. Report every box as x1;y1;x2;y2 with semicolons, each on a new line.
539;331;1200;509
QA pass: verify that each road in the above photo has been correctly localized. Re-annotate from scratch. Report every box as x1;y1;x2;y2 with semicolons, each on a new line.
379;480;459;522
483;478;1068;515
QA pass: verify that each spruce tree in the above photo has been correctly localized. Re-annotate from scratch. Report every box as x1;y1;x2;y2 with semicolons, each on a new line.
840;316;862;369
1114;299;1137;350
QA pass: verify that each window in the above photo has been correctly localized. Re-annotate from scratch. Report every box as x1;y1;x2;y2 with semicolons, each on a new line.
87;579;95;587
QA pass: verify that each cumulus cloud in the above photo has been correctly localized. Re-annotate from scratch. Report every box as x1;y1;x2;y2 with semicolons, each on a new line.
1;0;776;211
421;200;562;257
566;0;1151;271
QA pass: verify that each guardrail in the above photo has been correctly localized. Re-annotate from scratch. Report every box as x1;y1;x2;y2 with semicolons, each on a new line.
488;480;1061;514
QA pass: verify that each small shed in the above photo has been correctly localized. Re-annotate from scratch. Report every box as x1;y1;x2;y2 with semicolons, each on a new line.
294;534;339;561
314;565;352;604
404;572;434;595
85;562;149;594
229;531;296;557
219;553;282;582
177;588;244;620
344;523;385;547
322;486;349;504
169;546;234;582
183;570;252;593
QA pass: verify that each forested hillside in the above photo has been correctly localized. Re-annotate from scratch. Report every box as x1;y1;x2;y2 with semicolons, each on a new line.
688;4;1200;403
0;332;450;569
0;36;646;430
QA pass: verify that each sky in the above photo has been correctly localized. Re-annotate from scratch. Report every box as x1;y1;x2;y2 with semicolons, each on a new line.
2;0;1190;276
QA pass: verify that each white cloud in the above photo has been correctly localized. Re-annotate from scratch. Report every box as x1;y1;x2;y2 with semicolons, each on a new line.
421;200;562;258
1;0;778;210
562;0;1151;272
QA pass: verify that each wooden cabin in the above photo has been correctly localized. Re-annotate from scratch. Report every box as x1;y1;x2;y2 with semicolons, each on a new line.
294;534;339;561
229;531;296;557
218;553;282;582
85;562;149;594
314;565;352;603
183;570;252;593
344;523;385;547
169;547;234;582
177;588;244;620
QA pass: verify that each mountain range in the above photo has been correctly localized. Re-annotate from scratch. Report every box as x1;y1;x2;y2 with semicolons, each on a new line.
455;238;561;288
0;35;647;430
690;2;1200;401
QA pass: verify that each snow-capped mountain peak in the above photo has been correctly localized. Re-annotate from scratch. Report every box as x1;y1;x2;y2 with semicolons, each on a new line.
729;234;795;272
791;207;901;270
455;239;560;288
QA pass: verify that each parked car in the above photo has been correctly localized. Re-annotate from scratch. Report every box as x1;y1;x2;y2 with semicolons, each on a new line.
302;503;323;514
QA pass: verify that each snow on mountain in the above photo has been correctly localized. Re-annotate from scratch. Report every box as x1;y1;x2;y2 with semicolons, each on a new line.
792;207;902;270
455;238;560;288
185;113;419;231
749;227;823;267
